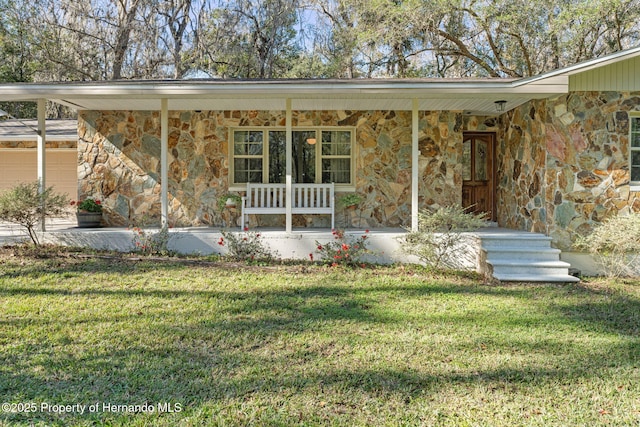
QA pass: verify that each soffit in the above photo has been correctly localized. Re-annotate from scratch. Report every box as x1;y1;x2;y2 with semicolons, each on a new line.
0;78;566;115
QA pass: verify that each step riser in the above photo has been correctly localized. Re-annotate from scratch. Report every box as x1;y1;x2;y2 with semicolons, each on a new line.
493;274;580;283
481;240;552;249
489;265;571;276
483;250;560;262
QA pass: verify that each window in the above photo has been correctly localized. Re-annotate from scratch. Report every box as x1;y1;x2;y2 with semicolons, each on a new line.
230;128;354;188
631;115;640;186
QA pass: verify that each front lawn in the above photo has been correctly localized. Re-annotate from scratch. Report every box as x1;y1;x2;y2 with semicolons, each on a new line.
0;248;639;426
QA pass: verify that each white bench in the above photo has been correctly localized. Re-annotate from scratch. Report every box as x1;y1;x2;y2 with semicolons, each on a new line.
241;183;335;230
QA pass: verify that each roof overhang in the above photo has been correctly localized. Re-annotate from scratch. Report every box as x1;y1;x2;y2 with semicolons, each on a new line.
2;45;640;116
0;119;77;141
0;78;568;116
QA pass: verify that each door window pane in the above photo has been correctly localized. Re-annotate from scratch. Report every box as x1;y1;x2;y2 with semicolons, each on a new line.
462;140;471;181
475;139;488;181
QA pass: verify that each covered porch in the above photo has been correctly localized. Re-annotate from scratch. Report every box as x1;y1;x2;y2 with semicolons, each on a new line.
0;77;568;235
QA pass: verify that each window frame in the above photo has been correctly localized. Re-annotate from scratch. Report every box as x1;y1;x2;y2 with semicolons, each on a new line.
630;113;640;190
229;127;356;192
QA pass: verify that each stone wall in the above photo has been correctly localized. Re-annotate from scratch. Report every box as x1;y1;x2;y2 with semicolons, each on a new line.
544;92;640;248
78;109;463;228
497;92;640;249
497;100;549;235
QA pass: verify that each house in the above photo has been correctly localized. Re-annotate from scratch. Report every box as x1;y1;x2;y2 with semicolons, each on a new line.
0;46;638;257
0;119;77;200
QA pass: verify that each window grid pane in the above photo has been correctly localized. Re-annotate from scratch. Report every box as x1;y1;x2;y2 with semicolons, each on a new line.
322;131;351;155
234;158;263;183
632;117;640;182
322;159;351;183
234;130;263;155
632;117;640;148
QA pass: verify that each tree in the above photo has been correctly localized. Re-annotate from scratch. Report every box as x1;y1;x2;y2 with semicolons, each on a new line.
0;181;69;245
195;0;301;78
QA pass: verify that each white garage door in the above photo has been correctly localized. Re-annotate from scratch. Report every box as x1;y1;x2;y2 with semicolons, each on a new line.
0;149;78;199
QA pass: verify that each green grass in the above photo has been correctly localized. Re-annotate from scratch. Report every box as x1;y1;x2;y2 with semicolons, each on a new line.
0;248;639;426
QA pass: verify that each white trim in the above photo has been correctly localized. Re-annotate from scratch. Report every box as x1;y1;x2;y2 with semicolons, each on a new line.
411;99;419;232
160;99;169;227
285;99;292;233
36;99;46;232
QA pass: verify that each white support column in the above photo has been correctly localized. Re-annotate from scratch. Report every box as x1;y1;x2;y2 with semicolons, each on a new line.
285;98;293;233
160;99;169;227
37;99;46;232
411;99;419;232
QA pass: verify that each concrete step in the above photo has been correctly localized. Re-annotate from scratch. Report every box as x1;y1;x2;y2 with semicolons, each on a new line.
492;273;580;283
479;234;553;249
481;247;561;261
488;260;572;276
477;229;580;283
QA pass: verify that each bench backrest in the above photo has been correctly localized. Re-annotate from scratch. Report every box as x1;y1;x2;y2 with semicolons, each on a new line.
245;183;286;209
244;183;334;209
292;184;334;209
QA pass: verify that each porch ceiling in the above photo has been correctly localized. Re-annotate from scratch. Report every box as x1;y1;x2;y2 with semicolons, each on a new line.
0;77;567;115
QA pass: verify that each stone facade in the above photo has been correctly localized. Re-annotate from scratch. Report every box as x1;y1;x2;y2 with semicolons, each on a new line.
78;92;640;248
499;92;640;249
78;109;464;228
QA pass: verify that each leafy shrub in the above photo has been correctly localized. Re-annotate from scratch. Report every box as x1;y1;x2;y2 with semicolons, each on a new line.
315;229;372;266
71;198;102;213
400;205;488;270
0;181;68;245
575;213;640;278
130;226;172;256
218;228;278;262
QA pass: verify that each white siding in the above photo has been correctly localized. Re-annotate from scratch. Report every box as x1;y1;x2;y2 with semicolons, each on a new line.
569;56;640;91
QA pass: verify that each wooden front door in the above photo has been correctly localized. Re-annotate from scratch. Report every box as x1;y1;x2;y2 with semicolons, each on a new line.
462;132;496;221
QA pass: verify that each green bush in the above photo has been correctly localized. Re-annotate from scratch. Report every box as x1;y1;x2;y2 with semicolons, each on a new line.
218;229;278;262
400;205;488;270
130;226;173;256
0;181;68;245
315;229;372;266
575;213;640;278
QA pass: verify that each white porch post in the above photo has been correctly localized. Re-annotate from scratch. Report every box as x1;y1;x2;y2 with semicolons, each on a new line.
411;98;419;232
36;98;46;232
285;98;292;233
160;98;169;227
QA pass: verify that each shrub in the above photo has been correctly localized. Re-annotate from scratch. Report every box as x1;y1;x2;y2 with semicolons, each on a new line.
400;205;488;270
0;181;68;245
71;198;103;213
130;226;172;256
575;213;640;278
315;229;372;266
218;228;278;262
